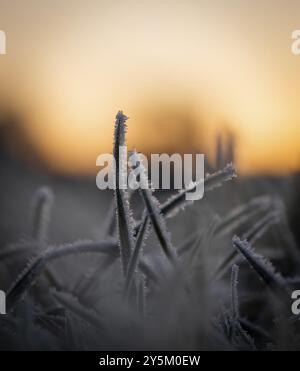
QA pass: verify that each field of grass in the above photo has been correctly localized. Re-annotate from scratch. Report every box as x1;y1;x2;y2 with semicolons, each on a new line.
0;112;299;350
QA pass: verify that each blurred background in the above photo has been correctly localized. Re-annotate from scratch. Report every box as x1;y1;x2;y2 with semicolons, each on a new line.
2;1;300;351
0;0;300;175
0;0;300;249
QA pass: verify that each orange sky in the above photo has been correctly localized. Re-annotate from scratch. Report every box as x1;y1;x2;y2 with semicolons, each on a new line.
0;0;300;175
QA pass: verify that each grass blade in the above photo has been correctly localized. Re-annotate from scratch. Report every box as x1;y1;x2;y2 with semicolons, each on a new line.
125;212;151;295
133;163;237;235
7;240;117;311
113;111;135;275
232;236;291;307
230;264;240;321
131;151;177;263
30;186;54;244
214;208;280;281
